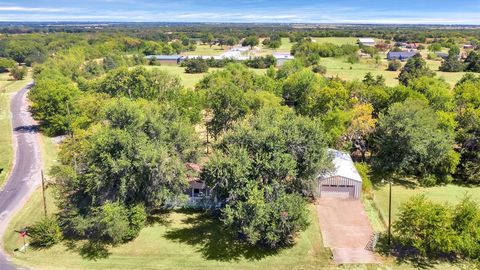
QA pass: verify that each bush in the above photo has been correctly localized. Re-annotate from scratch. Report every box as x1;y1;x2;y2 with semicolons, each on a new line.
393;196;480;260
355;162;373;195
387;60;402;71
312;65;327;74
244;55;276;69
0;58;16;73
393;195;456;257
346;53;359;64
10;65;27;80
27;217;63;248
184;58;209;73
125;204;147;240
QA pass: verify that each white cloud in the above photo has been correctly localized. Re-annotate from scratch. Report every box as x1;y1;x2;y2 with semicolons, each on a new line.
0;6;71;12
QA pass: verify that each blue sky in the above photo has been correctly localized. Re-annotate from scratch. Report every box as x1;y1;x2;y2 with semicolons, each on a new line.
1;0;479;24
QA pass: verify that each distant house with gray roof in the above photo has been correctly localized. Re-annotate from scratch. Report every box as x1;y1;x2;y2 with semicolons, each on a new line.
387;51;417;61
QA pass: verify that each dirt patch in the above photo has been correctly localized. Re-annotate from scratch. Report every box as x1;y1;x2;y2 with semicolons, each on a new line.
316;198;378;264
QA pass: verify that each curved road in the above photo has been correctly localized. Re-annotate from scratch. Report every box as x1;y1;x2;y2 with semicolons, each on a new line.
0;83;40;270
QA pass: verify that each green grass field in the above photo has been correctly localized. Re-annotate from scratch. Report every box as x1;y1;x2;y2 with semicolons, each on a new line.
0;71;32;187
373;184;480;224
184;44;227;56
321;57;400;86
143;65;266;89
321;55;467;87
312;37;359;45
5;199;338;270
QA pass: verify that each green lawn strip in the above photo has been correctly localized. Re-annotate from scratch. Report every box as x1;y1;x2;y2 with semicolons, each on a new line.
6;201;336;270
373;184;480;223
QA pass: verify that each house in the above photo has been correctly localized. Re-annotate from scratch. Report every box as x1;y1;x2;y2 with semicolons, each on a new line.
317;149;362;199
185;163;209;201
145;55;182;65
358;38;376;47
464;44;475;50
273;52;295;66
395;42;408;48
183;163;222;209
387;51;417;61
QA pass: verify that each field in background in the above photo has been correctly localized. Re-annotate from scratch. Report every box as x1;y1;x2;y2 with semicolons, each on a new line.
143;65;266;88
0;71;32;187
312;37;359;45
183;44;227;56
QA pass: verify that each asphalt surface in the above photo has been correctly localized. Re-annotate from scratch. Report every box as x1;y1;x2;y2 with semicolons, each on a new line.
0;83;39;270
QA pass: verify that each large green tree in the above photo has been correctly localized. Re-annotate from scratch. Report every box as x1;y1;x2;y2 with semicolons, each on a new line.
398;53;435;86
373;99;459;185
201;107;330;249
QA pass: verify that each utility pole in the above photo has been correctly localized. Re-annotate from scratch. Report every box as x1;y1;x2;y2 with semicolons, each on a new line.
387;179;392;249
41;170;47;217
66;102;78;174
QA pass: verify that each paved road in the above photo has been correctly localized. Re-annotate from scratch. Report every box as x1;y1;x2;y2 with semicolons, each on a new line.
0;83;40;270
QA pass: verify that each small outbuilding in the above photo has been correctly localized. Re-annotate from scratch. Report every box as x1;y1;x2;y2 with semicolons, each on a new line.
317;149;362;199
273;52;295;66
358;38;376;47
387;51;417;61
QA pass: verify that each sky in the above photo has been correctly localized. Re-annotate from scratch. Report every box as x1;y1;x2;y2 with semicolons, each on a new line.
1;0;480;24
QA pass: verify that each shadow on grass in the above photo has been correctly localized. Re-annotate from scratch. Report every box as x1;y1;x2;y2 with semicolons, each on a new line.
63;240;111;261
146;209;172;227
164;211;280;262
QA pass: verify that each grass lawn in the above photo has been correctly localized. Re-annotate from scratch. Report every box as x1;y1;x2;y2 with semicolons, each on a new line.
373;184;480;224
321;57;399;86
143;65;266;89
5;199;338;270
0;71;32;187
312;37;359;46
258;38;294;55
184;44;227;56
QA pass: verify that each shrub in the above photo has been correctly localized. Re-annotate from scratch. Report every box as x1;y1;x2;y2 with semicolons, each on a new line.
184;58;209;73
346;53;359;64
387;60;402;71
0;58;16;73
126;204;147;240
355;162;373;195
10;65;27;80
244;55;276;69
394;196;480;260
394;195;457;257
312;65;327;74
27;217;63;248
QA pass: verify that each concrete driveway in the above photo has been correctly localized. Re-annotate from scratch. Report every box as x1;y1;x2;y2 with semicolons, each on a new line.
316;198;378;264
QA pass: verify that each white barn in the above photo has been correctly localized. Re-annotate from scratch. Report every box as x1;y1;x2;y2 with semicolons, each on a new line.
317;149;362;199
358;38;376;47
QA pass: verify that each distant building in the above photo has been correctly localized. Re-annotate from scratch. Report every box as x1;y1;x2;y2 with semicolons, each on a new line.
387;51;417;61
358;38;376;47
395;42;408;48
406;43;419;49
145;55;182;65
273;52;295;66
317;149;362;199
435;52;449;60
464;44;475;50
